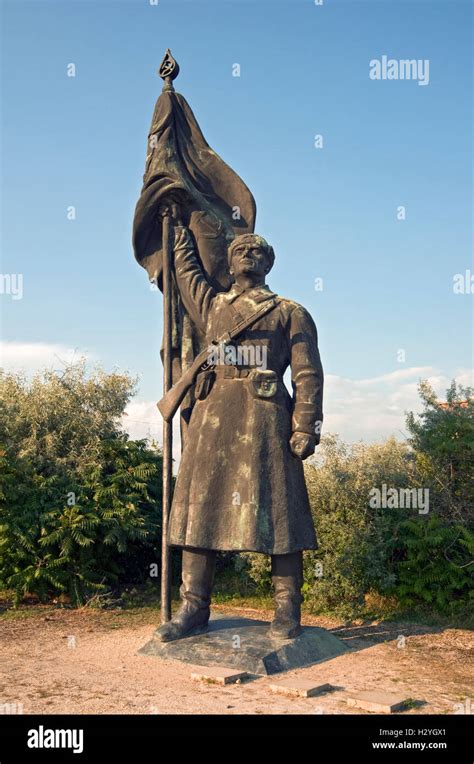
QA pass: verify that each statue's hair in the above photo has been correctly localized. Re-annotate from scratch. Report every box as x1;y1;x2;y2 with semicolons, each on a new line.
227;234;275;272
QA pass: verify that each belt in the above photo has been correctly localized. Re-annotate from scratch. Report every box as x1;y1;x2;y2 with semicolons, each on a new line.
213;366;254;379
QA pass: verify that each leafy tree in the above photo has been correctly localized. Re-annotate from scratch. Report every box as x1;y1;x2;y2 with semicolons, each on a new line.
392;380;474;613
406;380;473;524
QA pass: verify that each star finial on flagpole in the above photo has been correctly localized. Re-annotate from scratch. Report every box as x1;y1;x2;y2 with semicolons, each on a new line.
158;49;180;92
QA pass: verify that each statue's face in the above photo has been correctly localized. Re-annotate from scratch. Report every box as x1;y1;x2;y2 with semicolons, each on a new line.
231;243;270;278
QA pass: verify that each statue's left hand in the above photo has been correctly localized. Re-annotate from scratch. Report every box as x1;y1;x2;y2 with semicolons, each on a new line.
289;432;316;460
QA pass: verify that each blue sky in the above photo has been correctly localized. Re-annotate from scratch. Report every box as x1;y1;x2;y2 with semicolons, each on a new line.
1;0;472;446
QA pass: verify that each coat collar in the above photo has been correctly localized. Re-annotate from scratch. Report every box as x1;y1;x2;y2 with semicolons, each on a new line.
224;283;276;304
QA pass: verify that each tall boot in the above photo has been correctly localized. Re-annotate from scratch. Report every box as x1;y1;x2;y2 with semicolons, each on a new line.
155;548;216;643
269;551;304;639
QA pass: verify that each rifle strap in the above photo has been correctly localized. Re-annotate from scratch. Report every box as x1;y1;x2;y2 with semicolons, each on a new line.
217;297;281;345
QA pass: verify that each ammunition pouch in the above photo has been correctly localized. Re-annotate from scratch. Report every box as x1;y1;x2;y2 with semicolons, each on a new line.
248;369;278;399
194;370;215;401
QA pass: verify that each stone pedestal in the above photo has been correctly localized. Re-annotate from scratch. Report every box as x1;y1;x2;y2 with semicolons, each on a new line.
138;615;349;675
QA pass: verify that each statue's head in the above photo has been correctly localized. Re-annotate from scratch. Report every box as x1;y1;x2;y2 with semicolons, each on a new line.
227;234;275;281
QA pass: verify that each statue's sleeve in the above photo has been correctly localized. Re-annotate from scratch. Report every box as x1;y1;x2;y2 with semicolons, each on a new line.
173;226;216;333
287;304;324;440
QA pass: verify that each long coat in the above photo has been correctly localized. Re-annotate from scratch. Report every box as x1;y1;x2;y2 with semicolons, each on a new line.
168;227;324;555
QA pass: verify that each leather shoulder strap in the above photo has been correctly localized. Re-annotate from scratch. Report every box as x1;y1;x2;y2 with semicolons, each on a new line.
224;297;281;342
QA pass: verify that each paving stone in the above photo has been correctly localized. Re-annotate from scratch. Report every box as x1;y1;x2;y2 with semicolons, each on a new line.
269;678;334;698
346;691;410;713
190;666;248;685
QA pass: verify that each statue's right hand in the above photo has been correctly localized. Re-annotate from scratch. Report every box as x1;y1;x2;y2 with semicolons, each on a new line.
158;199;183;226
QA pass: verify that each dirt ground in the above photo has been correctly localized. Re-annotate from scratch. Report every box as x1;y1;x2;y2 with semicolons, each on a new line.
1;603;472;715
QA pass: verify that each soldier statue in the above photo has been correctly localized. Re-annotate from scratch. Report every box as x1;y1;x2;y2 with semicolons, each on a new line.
155;202;324;642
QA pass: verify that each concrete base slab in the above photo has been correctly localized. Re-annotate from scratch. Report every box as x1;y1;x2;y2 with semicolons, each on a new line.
138;615;350;676
190;666;248;684
346;691;411;714
269;679;334;698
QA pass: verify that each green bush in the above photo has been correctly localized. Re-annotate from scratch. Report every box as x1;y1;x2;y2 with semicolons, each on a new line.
393;517;473;613
302;381;473;618
0;364;162;605
1;365;471;619
303;435;414;618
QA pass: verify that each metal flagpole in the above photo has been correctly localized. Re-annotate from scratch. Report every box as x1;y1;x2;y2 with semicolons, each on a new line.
158;49;180;624
160;209;173;624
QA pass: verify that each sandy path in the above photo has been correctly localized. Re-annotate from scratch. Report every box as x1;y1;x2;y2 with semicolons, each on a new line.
1;606;472;715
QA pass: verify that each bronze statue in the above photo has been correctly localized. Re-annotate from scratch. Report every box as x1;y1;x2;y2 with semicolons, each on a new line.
133;51;323;643
155;209;324;642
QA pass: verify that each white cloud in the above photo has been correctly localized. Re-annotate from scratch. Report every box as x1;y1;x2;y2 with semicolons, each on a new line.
356;367;434;385
0;341;90;375
324;367;472;443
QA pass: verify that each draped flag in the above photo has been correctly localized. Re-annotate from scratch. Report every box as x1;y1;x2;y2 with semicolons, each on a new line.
133;52;256;433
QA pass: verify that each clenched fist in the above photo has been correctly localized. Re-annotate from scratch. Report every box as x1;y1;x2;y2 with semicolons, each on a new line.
289;432;316;460
157;199;183;226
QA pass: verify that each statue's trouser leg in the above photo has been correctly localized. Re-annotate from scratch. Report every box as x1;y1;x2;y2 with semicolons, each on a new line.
269;551;304;639
155;547;216;643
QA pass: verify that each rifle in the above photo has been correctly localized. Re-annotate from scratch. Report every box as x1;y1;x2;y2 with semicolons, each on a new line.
157;296;280;422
